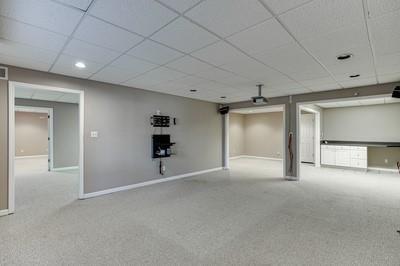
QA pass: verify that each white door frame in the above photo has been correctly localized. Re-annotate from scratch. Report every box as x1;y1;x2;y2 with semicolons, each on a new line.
15;106;54;171
223;104;287;178
8;81;85;214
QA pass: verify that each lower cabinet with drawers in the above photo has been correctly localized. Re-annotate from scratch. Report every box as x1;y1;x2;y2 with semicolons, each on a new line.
321;145;367;169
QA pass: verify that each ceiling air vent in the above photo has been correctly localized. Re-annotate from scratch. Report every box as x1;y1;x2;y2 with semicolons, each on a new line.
0;66;8;80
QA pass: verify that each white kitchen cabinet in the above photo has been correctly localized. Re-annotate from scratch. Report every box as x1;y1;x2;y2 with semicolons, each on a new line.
321;145;367;169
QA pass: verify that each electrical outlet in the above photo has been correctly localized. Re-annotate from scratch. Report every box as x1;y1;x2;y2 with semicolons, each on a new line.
162;165;166;172
384;159;388;164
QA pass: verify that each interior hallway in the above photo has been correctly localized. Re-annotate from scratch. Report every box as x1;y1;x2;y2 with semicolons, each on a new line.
1;158;399;265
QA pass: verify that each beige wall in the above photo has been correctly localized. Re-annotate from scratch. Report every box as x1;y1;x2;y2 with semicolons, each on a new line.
244;112;283;158
229;112;283;159
323;103;400;142
15;111;48;157
16;99;79;168
229;113;244;157
0;80;7;210
368;147;400;170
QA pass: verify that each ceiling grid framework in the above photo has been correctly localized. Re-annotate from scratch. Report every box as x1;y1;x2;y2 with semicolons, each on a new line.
0;0;398;103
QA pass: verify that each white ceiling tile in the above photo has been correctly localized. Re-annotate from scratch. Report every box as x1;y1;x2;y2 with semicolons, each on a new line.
171;75;208;86
0;39;58;66
378;72;400;83
0;52;51;72
339;76;377;88
110;55;158;76
301;23;369;64
370;10;400;56
55;0;93;10
56;93;80;103
157;0;202;12
63;39;120;64
0;16;68;52
166;56;214;75
194;67;245;84
227;18;293;55
73;16;143;52
89;0;178;36
123;67;187;88
279;0;364;40
51;54;105;78
255;42;329;79
90;66;139;84
0;0;84;35
151;18;219;53
127;40;183;64
261;0;313;15
220;55;294;84
191;41;250;66
32;90;64;101
367;0;400;18
376;52;400;75
185;0;272;37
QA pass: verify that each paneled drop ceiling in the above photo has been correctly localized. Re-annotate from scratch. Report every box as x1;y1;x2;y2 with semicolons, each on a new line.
0;0;399;103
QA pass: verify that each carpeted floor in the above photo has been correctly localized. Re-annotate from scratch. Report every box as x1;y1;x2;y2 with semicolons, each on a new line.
1;158;399;265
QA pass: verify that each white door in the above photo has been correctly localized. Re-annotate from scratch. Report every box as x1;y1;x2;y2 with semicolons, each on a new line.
300;113;315;163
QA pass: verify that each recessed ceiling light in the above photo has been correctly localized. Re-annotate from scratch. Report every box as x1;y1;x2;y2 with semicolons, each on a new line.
75;62;86;69
336;53;353;61
189;89;197;92
349;74;360;78
220;96;226;99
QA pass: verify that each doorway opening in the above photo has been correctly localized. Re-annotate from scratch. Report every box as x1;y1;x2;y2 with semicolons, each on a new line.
297;94;400;180
224;105;286;178
15;106;53;175
8;82;84;214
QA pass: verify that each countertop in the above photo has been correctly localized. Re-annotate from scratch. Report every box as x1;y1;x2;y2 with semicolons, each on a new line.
320;140;400;147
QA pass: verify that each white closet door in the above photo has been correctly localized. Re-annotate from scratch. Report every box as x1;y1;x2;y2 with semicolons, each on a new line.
300;113;315;163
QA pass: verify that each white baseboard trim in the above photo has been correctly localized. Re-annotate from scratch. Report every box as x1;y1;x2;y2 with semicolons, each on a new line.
0;209;9;217
52;166;79;172
82;167;223;199
15;155;47;159
368;167;399;173
229;156;243;160
230;155;283;161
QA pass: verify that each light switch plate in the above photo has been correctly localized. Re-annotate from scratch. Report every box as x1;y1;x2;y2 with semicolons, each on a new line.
90;131;98;138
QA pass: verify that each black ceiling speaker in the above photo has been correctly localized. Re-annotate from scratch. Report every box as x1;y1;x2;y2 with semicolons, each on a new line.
219;106;229;115
393;86;400;98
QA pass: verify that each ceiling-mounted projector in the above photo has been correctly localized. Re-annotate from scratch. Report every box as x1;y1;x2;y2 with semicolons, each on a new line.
251;84;268;105
393;86;400;98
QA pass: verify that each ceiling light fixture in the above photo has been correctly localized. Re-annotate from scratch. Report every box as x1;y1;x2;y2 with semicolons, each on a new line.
75;62;86;69
349;74;360;78
190;89;197;92
336;53;353;61
220;96;226;99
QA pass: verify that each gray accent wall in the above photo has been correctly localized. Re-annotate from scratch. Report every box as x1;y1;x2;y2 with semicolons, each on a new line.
229;112;283;159
322;103;400;142
2;66;222;199
15;99;79;168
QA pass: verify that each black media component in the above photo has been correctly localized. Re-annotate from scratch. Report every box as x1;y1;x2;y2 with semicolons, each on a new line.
392;86;400;99
151;115;170;127
152;135;175;158
219;106;229;115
